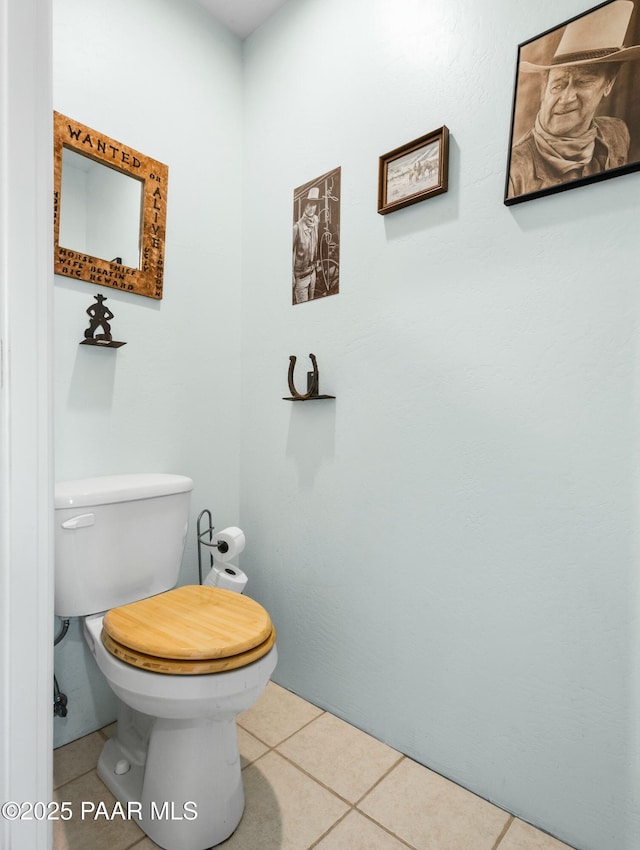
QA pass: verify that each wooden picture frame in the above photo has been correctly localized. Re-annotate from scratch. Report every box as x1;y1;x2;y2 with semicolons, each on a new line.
378;126;449;215
504;0;640;205
54;111;168;299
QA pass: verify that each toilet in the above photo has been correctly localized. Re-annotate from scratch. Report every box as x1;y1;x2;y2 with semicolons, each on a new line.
54;473;277;850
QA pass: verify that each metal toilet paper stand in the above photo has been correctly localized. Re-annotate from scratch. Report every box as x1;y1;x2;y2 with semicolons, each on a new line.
196;510;243;587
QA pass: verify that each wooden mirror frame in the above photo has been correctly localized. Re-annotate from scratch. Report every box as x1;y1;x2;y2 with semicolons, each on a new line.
53;111;168;300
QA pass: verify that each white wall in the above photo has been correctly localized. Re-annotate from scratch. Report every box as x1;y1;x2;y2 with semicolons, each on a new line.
240;2;640;850
52;0;244;746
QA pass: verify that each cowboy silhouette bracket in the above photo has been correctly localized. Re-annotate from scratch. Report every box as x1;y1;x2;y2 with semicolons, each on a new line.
79;294;127;348
283;353;335;401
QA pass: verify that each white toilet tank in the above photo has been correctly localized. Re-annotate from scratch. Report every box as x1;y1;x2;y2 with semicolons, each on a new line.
55;473;193;618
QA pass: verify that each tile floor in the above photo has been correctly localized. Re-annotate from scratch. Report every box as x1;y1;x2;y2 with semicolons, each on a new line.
53;682;576;850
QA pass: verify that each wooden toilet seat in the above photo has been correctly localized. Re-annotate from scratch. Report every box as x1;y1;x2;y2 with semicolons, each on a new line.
101;585;275;675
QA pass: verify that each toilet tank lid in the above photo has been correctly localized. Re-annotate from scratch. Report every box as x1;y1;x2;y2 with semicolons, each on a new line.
55;473;193;509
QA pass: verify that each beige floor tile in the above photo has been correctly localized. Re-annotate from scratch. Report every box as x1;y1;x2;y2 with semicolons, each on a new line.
54;732;105;789
358;758;510;850
237;681;324;747
239;725;270;768
315;810;411;849
278;712;402;802
498;819;575;850
53;771;144;850
219;750;349;849
51;717;576;850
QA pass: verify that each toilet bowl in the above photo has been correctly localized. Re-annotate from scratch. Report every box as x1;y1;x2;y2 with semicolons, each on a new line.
83;609;277;850
84;610;277;719
55;474;278;850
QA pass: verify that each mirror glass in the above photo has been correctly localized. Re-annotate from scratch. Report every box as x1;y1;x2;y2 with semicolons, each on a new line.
59;147;143;269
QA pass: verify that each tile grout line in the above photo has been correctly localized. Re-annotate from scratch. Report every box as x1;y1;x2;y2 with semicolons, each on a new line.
491;814;514;850
242;743;276;771
306;808;352;850
123;836;150;850
354;753;405;806
259;746;404;810
237;706;327;750
268;747;354;805
248;739;414;847
53;765;99;793
352;806;423;850
350;755;423;850
305;800;419;850
269;748;419;849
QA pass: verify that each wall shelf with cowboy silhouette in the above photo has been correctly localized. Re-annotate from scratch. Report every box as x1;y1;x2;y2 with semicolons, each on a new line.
79;294;126;348
80;338;126;349
282;353;335;401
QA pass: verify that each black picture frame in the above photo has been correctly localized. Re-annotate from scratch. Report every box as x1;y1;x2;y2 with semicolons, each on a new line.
504;0;640;205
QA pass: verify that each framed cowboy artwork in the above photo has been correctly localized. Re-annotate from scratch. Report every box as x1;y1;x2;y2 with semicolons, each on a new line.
504;0;640;205
377;127;449;215
292;167;341;305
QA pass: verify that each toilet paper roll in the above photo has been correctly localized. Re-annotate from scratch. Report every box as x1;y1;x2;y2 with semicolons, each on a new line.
214;526;245;562
203;563;248;593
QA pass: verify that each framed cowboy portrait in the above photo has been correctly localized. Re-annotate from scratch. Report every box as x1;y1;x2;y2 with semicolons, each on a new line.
504;0;640;205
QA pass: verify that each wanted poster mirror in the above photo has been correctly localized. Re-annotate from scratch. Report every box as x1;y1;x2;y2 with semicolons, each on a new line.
54;111;168;299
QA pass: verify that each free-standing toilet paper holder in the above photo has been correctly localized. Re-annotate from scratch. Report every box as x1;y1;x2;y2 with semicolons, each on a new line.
196;509;236;584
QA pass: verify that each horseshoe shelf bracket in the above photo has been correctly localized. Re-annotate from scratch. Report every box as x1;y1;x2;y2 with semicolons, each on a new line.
283;353;335;401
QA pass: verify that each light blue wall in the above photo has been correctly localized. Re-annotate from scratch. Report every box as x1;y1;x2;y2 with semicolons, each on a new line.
240;2;640;850
52;0;244;745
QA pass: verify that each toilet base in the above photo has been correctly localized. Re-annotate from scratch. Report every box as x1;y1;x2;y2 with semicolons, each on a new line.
98;706;245;850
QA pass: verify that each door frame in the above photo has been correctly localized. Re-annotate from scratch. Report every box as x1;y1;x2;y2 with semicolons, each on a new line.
0;0;54;847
